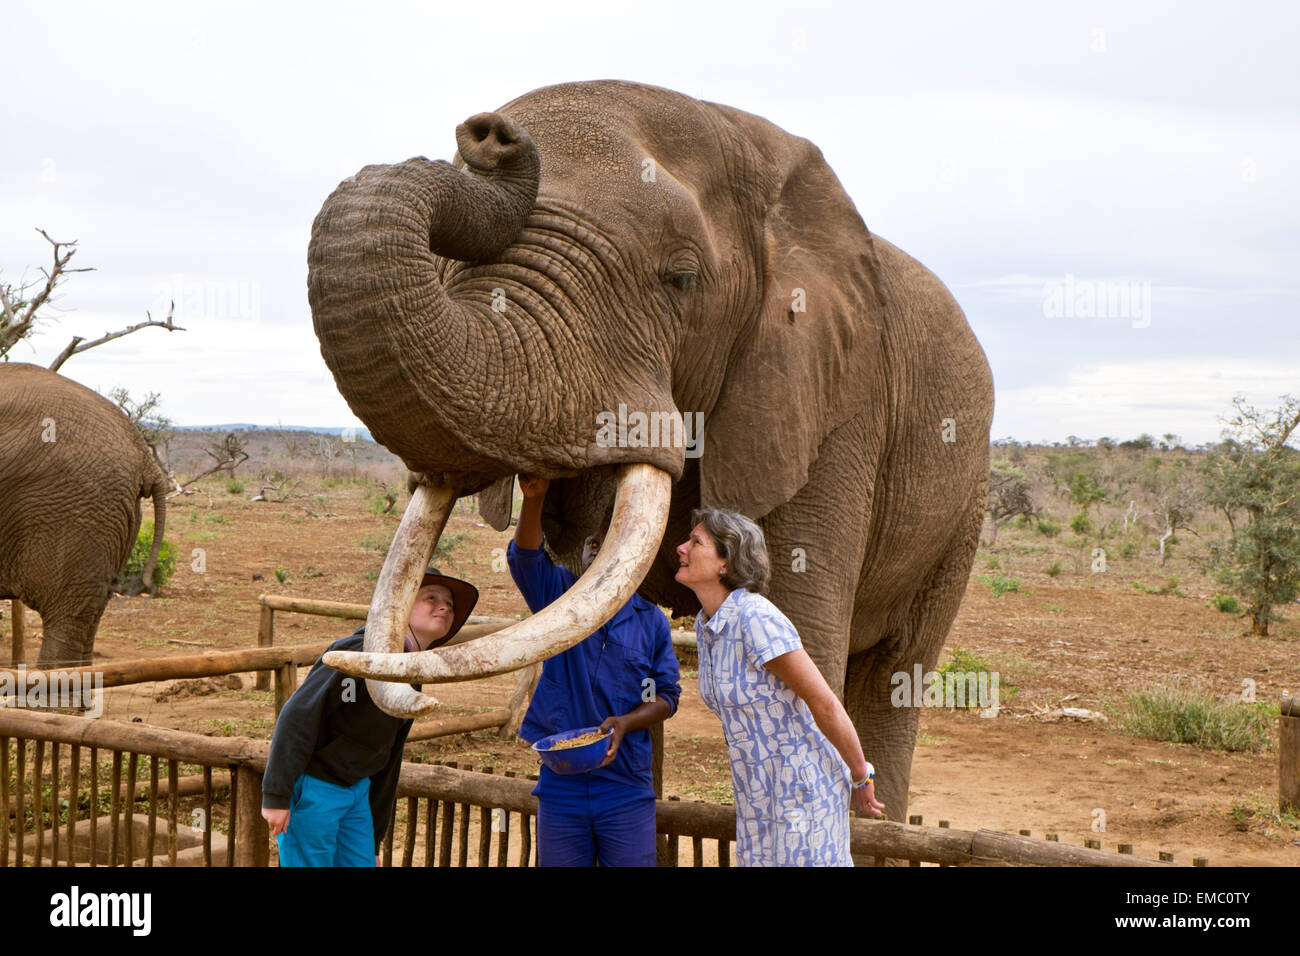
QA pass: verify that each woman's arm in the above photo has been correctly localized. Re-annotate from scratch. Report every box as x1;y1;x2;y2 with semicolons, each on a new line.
764;648;885;817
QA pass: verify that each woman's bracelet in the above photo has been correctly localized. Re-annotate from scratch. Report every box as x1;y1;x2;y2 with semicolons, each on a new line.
851;763;875;789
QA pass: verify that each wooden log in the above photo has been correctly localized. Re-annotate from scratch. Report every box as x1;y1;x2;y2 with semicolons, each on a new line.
424;798;437;869
406;709;509;741
146;756;159;866
0;642;332;690
15;739;24;866
226;765;237;868
167;760;179;868
664;832;679;867
477;767;493;867
10;600;24;666
255;603;274;691
259;594;369;620
0;711;271;769
203;766;213;868
109;750;120;867
89;747;98;868
1281;695;1299;814
125;752;137;868
50;741;60;866
691;835;703;868
34;739;44;867
273;661;298;718
520;812;531;867
1158;850;1174;862
718;838;730;868
67;746;79;867
438;799;454;867
233;763;268;866
457;759;470;868
971;830;1165;867
0;736;9;867
402;796;417;867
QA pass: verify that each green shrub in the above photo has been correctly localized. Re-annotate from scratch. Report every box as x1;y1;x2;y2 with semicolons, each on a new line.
433;532;469;564
123;521;176;588
977;573;1022;597
1015;513;1033;529
1036;519;1060;538
1120;537;1141;559
984;554;1000;570
274;566;289;584
1121;684;1277;752
1212;594;1241;613
1045;562;1061;577
226;480;244;495
1070;512;1094;535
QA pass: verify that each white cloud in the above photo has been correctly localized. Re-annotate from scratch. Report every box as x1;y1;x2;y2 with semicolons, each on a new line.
994;357;1300;445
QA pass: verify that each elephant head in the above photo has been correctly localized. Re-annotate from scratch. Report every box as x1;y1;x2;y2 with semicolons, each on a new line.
307;81;894;714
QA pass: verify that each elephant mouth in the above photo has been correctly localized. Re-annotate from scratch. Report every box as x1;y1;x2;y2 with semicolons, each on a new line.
322;462;672;717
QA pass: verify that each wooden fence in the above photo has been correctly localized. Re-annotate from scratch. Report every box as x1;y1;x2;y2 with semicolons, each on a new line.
1;710;1187;867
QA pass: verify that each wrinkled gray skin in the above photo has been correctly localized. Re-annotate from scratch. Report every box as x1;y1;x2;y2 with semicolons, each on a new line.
308;81;994;821
0;363;167;666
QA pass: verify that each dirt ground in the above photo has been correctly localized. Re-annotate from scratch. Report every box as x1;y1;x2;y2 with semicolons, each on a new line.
7;476;1298;867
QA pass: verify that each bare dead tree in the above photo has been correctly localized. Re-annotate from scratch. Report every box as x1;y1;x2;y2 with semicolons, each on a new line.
985;462;1037;545
275;423;304;460
0;229;185;366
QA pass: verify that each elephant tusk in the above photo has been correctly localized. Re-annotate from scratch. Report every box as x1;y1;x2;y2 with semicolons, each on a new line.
324;462;671;685
354;481;458;718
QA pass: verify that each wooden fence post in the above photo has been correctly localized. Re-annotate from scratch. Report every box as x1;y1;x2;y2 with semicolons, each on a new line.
255;603;274;691
1281;695;1299;814
233;763;269;866
10;600;24;666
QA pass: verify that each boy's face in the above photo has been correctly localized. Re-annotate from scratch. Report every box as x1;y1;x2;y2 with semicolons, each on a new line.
408;583;454;646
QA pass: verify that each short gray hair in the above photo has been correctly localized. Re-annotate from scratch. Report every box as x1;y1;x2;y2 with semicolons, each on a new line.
689;508;770;594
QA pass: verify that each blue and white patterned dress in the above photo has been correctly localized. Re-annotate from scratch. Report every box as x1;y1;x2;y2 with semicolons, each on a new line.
695;589;853;866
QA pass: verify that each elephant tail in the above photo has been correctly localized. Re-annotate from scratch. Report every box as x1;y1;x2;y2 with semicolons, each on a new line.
141;471;168;596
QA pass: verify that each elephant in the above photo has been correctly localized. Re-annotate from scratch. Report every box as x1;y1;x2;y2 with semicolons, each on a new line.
306;80;994;823
0;362;167;666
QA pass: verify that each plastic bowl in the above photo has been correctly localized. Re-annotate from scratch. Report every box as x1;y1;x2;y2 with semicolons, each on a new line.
532;725;613;774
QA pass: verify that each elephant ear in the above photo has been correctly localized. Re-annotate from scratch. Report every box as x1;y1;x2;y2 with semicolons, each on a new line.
701;132;887;519
477;474;515;532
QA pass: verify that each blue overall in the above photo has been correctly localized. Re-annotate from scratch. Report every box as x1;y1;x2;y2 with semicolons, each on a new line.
508;540;680;866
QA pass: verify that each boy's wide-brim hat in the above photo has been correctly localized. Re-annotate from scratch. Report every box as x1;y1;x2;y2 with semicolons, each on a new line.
419;567;478;642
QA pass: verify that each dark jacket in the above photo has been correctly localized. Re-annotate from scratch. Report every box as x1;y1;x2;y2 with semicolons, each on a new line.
261;629;412;853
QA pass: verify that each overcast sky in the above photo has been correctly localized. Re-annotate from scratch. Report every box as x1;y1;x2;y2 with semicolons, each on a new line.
3;0;1296;446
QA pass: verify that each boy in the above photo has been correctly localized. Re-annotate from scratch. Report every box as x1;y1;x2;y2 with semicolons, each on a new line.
260;567;478;866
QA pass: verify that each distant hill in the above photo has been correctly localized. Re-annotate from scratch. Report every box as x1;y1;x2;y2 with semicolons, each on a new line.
176;423;374;442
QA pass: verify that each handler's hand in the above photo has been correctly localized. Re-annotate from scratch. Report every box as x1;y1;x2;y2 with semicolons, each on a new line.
597;715;625;768
262;807;290;837
851;780;885;818
519;475;549;500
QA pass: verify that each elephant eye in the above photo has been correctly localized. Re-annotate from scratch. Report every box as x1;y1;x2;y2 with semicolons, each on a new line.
665;271;697;292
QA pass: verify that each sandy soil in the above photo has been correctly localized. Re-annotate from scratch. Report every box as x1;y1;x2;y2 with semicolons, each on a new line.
7;478;1298;867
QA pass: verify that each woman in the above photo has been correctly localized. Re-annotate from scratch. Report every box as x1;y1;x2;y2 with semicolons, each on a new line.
675;509;884;866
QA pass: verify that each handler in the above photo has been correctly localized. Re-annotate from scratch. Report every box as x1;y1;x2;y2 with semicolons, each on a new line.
509;475;681;866
260;567;478;866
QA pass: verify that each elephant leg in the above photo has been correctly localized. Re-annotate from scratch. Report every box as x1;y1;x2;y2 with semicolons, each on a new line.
758;411;880;697
35;586;110;668
845;486;985;826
